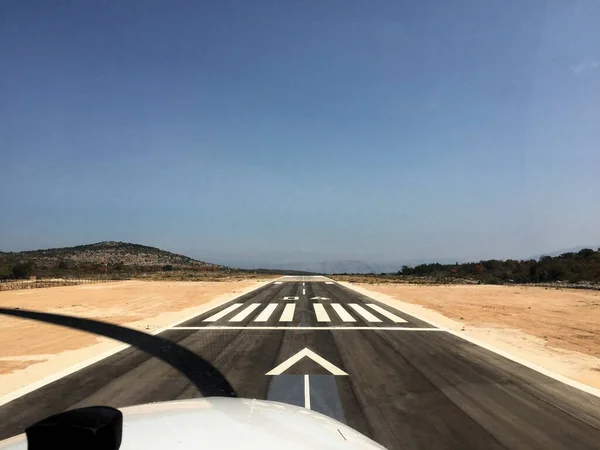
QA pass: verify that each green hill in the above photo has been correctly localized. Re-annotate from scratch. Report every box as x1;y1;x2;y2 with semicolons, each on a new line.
0;241;221;279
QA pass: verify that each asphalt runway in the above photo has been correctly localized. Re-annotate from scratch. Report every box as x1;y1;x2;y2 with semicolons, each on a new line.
1;277;599;449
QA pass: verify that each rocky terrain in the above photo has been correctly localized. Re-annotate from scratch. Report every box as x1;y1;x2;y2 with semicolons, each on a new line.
0;241;220;269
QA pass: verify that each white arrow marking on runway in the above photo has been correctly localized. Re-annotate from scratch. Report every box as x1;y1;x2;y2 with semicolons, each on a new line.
310;296;329;300
265;347;348;376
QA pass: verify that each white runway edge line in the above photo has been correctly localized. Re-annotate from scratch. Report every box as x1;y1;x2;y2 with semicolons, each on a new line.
336;281;600;400
280;304;296;322
203;303;243;322
254;304;278;322
331;304;356;322
366;304;408;323
229;304;261;322
348;304;382;322
0;280;274;408
313;304;330;322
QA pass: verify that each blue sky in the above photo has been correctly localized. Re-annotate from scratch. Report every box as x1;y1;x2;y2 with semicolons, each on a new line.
1;1;599;266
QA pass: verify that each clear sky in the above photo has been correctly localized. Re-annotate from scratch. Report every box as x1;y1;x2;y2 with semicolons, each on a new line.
1;1;599;265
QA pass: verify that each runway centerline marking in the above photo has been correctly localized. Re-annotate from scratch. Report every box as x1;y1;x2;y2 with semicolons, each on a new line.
203;303;243;322
229;304;261;322
366;304;408;323
348;304;382;322
304;374;311;410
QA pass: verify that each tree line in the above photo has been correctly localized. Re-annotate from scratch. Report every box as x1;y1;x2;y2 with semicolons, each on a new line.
0;261;221;280
399;248;600;284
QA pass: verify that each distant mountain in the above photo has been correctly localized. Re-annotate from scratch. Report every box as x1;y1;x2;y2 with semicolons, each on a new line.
267;260;402;274
0;241;220;268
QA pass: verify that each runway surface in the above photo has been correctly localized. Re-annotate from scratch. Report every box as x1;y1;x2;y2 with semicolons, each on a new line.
1;276;599;449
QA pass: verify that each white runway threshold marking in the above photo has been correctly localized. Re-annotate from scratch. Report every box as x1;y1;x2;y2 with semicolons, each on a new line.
254;304;278;322
203;304;243;322
348;304;382;322
173;326;443;331
367;304;408;323
313;304;330;322
331;304;356;322
202;303;410;325
229;304;261;322
280;304;296;322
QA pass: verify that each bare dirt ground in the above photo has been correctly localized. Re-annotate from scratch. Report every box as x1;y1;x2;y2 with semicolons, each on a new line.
344;282;600;390
0;279;273;397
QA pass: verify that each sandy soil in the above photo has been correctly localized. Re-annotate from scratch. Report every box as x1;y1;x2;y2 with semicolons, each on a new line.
0;279;271;397
344;282;600;390
3;279;599;399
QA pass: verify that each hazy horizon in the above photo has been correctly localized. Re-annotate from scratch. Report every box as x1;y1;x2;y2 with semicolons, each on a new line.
3;240;598;271
1;1;598;264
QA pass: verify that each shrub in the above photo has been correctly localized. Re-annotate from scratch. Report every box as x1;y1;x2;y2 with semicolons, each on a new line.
12;262;34;279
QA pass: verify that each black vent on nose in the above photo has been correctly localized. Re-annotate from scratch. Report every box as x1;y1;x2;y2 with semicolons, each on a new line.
25;406;122;450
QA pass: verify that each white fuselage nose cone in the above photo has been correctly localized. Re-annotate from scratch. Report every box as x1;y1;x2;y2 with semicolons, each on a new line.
0;398;387;450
